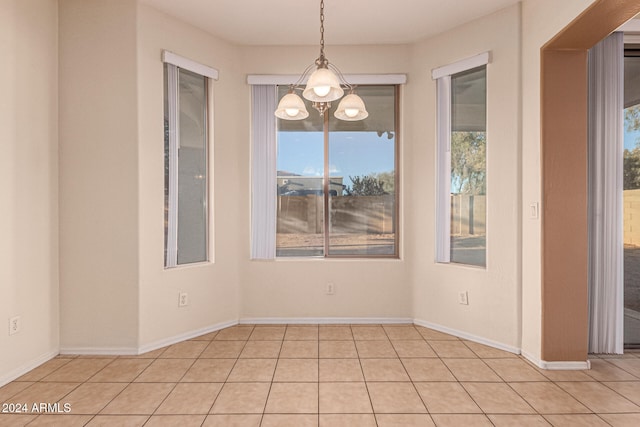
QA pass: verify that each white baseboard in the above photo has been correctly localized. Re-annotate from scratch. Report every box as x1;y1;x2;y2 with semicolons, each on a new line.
0;349;59;388
239;317;414;325
60;320;239;356
413;318;521;355
59;346;139;356
137;320;238;354
521;350;591;370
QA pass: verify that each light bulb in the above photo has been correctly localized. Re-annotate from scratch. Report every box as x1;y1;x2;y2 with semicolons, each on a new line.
313;85;331;97
345;108;359;118
285;108;300;117
334;93;368;121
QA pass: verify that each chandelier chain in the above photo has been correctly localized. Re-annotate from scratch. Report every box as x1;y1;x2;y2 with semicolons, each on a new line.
319;0;325;59
275;0;367;121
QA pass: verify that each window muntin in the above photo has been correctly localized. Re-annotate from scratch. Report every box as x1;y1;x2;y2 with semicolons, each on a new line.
276;85;398;257
164;65;209;267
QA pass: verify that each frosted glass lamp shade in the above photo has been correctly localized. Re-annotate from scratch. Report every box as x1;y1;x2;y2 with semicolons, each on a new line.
334;93;368;121
275;92;309;120
303;67;344;102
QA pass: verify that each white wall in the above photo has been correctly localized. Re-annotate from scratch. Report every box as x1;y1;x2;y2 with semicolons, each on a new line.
136;4;242;347
238;45;413;321
408;5;522;350
59;0;140;352
519;0;596;361
0;0;59;384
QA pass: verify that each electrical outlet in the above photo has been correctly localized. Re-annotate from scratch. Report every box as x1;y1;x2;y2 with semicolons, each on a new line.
326;282;335;295
178;292;189;307
9;316;21;335
458;291;469;305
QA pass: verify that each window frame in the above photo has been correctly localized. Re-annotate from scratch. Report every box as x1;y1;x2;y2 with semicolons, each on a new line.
276;84;401;259
248;74;406;260
163;51;218;269
432;52;490;267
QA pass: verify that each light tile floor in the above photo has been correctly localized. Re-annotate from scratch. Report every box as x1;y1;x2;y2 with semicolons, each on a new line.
1;324;640;426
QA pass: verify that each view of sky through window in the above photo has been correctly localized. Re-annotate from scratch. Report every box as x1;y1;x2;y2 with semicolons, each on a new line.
277;131;395;190
626;114;640;150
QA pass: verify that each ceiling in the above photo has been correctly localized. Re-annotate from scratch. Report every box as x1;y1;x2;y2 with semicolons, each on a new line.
141;0;523;46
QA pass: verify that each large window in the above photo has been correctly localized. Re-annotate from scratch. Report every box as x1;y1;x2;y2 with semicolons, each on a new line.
163;52;217;268
275;85;399;257
434;53;488;267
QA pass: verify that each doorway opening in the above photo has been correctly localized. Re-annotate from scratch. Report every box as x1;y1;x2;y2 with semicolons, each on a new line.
541;0;640;361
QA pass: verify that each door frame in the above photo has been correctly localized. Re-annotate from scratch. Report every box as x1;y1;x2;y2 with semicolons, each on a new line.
541;0;640;361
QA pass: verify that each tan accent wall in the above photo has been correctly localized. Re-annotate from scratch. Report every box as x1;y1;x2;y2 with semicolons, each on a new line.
541;0;640;361
541;49;589;361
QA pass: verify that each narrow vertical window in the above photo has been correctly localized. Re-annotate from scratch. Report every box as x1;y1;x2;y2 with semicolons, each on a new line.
163;52;218;268
434;53;489;267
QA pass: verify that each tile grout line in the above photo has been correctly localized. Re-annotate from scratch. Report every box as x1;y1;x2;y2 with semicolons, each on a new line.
207;325;254;418
257;325;285;426
597;379;640;410
349;324;379;426
463;341;546;418
43;356;122;425
388;324;436;425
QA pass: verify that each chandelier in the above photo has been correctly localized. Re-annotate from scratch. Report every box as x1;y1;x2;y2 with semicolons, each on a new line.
274;0;368;121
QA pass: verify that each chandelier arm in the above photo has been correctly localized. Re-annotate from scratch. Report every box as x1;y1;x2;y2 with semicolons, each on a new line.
327;63;354;91
293;63;319;88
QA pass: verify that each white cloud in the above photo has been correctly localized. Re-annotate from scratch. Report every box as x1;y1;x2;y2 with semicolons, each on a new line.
302;166;322;176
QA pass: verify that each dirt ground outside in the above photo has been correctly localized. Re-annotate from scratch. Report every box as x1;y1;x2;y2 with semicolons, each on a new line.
276;233;396;256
